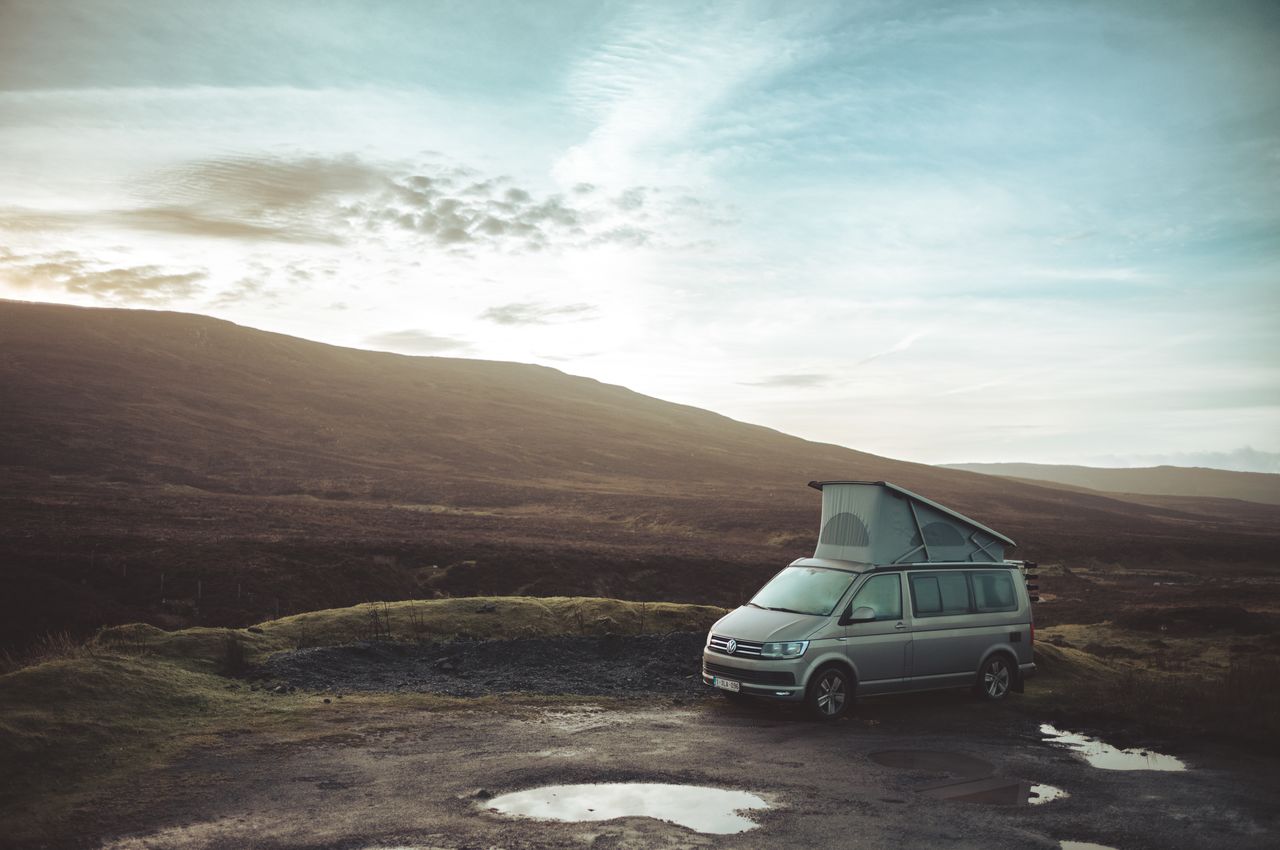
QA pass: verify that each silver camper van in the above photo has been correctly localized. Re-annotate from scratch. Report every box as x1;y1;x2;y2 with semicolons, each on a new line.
702;481;1037;719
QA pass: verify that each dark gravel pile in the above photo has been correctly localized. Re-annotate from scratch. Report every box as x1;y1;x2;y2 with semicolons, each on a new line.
255;632;712;698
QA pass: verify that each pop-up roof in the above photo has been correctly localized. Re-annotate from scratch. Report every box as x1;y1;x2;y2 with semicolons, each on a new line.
808;480;1015;565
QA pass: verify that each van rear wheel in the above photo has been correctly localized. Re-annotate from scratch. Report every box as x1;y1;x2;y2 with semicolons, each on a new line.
977;655;1014;701
806;665;852;720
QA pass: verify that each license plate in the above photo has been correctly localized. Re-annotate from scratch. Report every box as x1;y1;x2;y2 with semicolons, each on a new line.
713;677;740;693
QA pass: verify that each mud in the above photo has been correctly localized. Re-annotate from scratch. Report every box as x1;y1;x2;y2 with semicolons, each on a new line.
47;694;1278;850
256;632;711;698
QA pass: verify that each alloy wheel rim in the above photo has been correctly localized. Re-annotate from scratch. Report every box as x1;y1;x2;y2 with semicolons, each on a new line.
817;673;846;714
984;661;1010;697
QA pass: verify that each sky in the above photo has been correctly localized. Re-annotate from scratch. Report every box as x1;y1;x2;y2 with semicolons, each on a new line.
1;0;1277;471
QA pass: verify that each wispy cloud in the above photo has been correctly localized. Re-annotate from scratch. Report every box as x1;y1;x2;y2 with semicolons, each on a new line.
480;301;598;326
364;329;473;354
739;373;832;388
554;6;800;187
855;329;932;366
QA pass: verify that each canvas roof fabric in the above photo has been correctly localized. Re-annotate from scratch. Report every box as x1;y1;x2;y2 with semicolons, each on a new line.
808;481;1016;565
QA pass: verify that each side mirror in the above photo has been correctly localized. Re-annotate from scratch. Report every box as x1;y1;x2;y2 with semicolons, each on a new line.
838;606;877;626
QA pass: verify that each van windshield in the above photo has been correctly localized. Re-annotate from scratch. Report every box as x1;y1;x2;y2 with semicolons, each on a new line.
749;567;855;617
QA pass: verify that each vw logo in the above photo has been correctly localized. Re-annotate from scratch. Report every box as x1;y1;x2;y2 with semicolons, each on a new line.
726;639;738;654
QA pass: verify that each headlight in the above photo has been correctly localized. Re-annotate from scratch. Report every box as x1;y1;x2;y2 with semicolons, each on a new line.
759;640;809;659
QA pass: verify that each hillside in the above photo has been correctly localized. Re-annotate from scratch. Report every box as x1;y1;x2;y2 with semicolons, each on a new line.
945;462;1280;506
2;300;1278;645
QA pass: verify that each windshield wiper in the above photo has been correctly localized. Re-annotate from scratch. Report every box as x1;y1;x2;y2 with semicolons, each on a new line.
763;606;807;614
746;601;765;609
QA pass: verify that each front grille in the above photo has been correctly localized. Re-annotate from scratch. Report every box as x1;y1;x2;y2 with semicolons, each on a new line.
703;661;795;686
707;634;763;657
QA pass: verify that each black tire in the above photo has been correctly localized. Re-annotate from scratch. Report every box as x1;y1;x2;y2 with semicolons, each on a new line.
805;665;852;720
976;654;1015;701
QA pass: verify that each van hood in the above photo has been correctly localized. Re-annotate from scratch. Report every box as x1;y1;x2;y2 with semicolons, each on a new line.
712;605;827;643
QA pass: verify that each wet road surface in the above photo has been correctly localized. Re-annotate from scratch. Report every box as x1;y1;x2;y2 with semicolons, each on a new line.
37;688;1280;850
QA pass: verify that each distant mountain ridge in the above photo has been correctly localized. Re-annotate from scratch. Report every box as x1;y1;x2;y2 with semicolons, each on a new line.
943;462;1280;506
2;300;1277;644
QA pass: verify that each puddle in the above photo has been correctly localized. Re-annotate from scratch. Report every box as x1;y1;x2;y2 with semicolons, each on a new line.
1028;783;1070;805
869;750;993;777
918;777;1068;806
1041;724;1187;771
871;749;1065;807
486;782;769;834
1059;843;1119;850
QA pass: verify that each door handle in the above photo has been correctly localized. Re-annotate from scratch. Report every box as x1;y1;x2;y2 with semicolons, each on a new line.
837;637;847;642
894;622;907;630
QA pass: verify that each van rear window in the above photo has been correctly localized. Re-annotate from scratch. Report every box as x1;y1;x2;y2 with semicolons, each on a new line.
972;571;1018;612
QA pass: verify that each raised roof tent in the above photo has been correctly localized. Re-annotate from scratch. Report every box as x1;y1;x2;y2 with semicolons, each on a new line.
808;480;1016;565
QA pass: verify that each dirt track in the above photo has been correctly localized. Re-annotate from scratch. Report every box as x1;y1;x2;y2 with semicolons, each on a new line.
27;677;1280;850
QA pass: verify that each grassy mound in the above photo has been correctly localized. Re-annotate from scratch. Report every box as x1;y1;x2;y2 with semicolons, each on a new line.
1026;637;1280;749
0;654;249;813
96;596;727;672
1;597;724;814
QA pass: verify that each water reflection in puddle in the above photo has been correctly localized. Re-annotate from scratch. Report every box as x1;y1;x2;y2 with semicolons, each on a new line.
1028;783;1069;805
1041;724;1187;771
486;783;769;834
871;749;1066;807
869;750;993;777
1059;842;1119;850
918;777;1068;806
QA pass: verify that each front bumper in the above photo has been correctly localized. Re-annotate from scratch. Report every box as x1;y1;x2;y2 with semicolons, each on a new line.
701;649;806;701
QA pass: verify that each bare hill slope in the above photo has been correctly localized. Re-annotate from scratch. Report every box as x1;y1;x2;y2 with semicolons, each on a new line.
2;300;1277;644
945;462;1280;506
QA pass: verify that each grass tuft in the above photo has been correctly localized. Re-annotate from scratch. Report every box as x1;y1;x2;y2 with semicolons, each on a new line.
0;631;97;675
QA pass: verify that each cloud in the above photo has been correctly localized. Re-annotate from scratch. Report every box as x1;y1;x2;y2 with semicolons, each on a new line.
855;328;932;366
739;373;833;388
0;252;204;304
554;6;798;188
209;276;275;308
150;155;664;253
480;301;598;326
0;205;333;242
1;153;675;255
156;155;385;211
363;329;473;354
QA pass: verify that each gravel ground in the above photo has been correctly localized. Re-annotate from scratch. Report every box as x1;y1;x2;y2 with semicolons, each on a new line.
256;632;712;698
70;696;1280;850
18;634;1280;849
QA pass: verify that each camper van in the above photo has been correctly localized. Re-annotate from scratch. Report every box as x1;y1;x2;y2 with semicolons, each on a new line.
702;481;1036;719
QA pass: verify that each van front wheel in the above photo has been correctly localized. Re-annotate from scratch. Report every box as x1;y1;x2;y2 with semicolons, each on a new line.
806;665;852;720
977;655;1014;701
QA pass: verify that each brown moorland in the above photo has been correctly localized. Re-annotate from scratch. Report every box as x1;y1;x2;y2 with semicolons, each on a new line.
2;299;1278;646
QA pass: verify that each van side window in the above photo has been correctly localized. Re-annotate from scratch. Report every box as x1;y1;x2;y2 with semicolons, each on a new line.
849;574;902;621
972;571;1018;612
909;572;971;617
